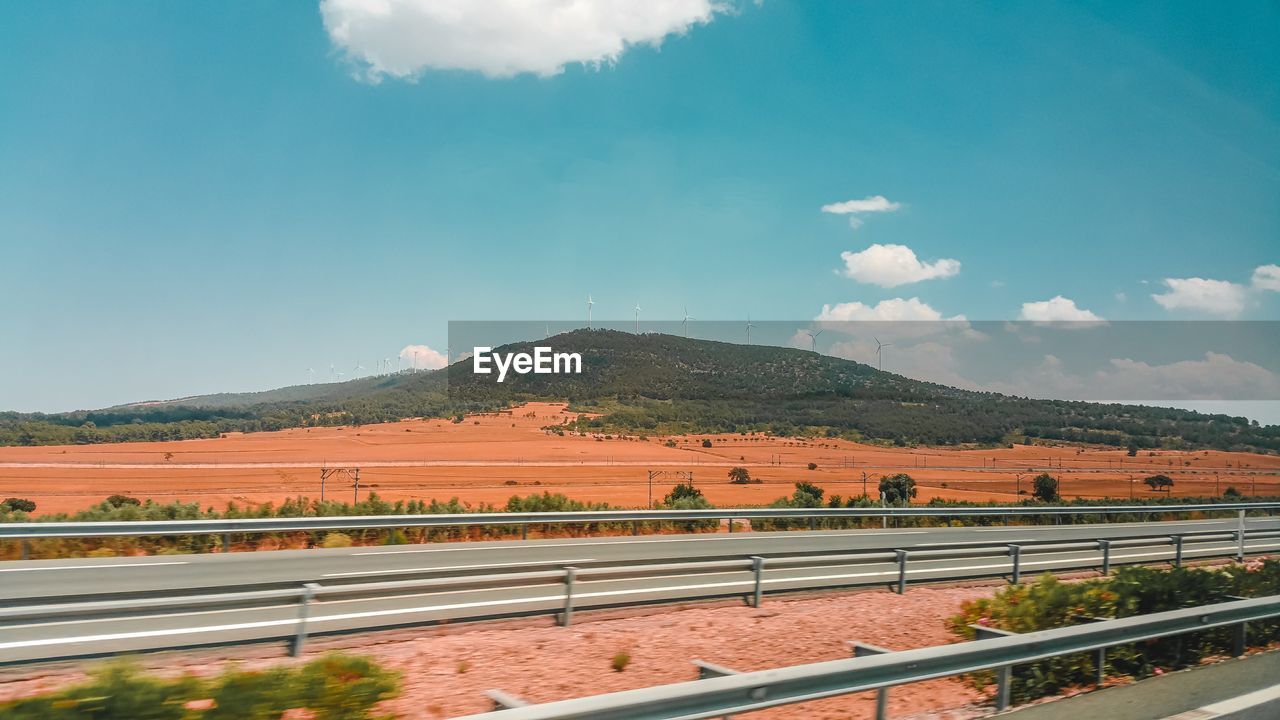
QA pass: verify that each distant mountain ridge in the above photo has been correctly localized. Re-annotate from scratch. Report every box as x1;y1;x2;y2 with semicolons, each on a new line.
1;330;1276;452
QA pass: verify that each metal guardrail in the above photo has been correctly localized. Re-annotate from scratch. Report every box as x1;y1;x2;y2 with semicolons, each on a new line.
2;502;1278;540
3;526;1279;665
457;594;1280;720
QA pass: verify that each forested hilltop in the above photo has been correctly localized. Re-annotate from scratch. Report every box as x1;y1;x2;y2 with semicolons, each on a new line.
2;330;1276;452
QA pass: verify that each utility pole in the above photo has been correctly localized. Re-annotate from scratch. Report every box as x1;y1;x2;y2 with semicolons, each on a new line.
353;468;360;504
862;471;868;499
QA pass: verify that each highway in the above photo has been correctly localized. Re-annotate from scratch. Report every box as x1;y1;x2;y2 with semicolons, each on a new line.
2;517;1280;665
4;517;1279;603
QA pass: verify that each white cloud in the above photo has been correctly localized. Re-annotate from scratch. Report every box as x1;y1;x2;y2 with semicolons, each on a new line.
820;195;901;228
838;244;961;287
1017;296;1105;323
1151;277;1246;317
320;0;726;81
985;352;1280;402
399;344;448;370
1253;264;1280;292
816;297;965;323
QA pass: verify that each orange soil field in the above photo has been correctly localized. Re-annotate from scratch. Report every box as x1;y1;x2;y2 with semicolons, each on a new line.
1;402;1278;515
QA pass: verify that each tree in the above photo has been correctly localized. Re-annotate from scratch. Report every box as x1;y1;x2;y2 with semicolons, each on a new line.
791;481;825;506
728;466;753;484
1126;443;1138;457
701;439;713;448
2;497;36;513
879;473;917;504
1032;473;1059;502
663;482;703;505
1144;474;1174;493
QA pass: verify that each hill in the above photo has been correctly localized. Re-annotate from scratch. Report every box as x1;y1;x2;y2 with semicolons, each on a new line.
2;330;1276;452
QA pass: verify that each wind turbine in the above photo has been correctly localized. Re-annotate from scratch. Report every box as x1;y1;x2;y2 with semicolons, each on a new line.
874;337;893;371
396;356;402;374
307;367;315;384
682;306;694;338
746;315;757;345
545;323;551;340
805;329;824;352
352;360;365;378
383;357;391;375
634;302;642;334
587;295;594;329
329;364;336;383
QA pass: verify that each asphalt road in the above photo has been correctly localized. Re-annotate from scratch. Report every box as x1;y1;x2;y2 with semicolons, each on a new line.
4;517;1278;604
2;518;1280;665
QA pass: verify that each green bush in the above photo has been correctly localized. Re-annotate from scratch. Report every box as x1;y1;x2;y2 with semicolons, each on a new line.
0;653;399;720
949;562;1280;704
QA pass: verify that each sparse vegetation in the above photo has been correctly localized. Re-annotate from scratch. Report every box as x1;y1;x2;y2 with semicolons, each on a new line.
611;651;631;672
0;653;400;720
950;562;1280;705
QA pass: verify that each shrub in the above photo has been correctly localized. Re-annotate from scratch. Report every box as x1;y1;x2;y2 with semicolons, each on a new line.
807;462;818;470
950;563;1280;705
663;482;704;504
106;494;141;508
2;497;36;513
321;532;354;548
701;439;713;448
611;651;631;672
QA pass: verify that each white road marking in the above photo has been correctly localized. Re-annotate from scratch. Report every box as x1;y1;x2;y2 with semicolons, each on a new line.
7;541;1278;652
322;558;597;578
0;561;188;574
350;531;930;555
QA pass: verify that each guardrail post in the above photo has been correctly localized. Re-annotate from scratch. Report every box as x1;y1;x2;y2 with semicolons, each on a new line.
1172;535;1183;568
486;690;530;709
1225;595;1248;657
1098;539;1112;575
1238;509;1246;562
728;518;734;533
750;556;764;608
21;539;30;561
560;567;577;627
971;625;1019;712
848;642;892;720
895;550;908;594
1008;544;1022;585
1072;615;1109;686
222;533;232;554
521;523;527;541
632;520;639;536
809;516;817;531
693;659;740;679
291;582;319;657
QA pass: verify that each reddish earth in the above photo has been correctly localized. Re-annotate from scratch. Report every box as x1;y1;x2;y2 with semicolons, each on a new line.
1;402;1277;514
0;585;995;719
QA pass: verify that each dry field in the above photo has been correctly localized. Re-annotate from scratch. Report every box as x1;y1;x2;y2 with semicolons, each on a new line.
1;402;1278;515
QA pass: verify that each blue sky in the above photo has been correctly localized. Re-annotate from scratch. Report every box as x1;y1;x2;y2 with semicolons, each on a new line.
2;1;1278;412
